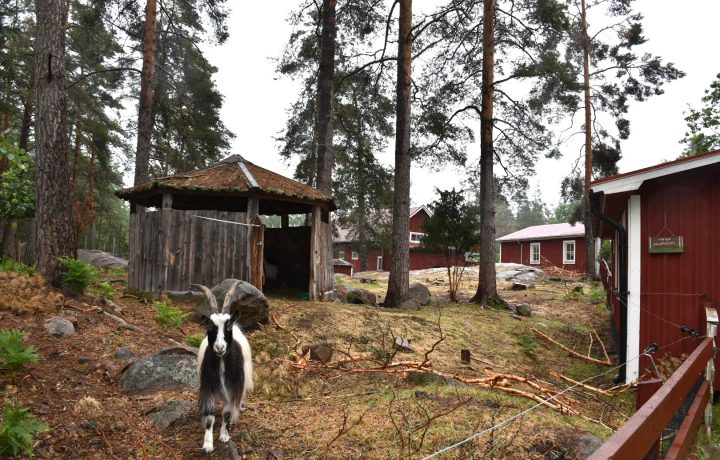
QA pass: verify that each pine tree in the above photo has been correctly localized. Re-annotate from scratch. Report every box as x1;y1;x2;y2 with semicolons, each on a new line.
680;73;720;156
34;0;76;284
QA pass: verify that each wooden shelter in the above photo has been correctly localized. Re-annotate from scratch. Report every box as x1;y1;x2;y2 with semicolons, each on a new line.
115;155;335;300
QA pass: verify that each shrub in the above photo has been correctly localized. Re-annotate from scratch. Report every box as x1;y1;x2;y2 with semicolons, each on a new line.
0;403;49;456
0;329;39;372
154;301;190;331
0;258;34;276
185;333;204;348
58;257;99;297
95;281;116;300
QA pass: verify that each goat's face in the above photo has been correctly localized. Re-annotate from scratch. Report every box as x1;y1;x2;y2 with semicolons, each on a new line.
201;311;239;357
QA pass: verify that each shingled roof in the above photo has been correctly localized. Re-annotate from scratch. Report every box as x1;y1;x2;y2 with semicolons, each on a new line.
116;155;335;212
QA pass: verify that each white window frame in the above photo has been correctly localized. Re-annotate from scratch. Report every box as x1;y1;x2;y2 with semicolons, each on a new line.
338;251;345;260
376;256;383;271
562;240;576;265
351;251;359;260
409;232;424;243
529;242;541;265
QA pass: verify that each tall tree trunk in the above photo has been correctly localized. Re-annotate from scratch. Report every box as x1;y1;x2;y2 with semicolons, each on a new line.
315;0;336;193
34;0;76;284
580;0;595;278
86;144;96;249
18;64;35;152
471;0;500;306
134;0;157;185
384;0;413;307
314;0;337;294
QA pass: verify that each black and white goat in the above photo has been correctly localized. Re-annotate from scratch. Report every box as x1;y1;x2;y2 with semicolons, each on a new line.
192;281;253;454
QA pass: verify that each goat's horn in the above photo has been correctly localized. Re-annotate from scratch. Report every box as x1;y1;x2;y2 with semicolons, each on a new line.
190;284;218;314
222;280;242;314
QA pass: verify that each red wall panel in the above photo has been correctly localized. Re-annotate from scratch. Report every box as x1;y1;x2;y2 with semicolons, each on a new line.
636;164;720;385
500;238;587;273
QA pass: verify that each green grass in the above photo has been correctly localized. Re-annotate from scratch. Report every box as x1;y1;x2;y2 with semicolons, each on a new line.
185;333;204;348
588;283;607;304
696;401;720;459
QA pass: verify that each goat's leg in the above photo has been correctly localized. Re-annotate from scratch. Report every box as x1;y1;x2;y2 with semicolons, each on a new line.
199;395;215;453
219;407;231;443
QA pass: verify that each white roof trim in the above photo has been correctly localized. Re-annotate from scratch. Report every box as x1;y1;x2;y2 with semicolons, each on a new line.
238;162;259;189
590;152;720;195
410;205;432;218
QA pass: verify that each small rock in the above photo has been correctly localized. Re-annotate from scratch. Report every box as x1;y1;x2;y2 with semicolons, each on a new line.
516;303;532;317
346;288;377;306
301;342;334;363
394;336;415;353
44;316;75;337
572;284;584;294
116;347;134;360
414;390;430;399
78;356;91;364
399;299;421;310
148;400;194;429
321;290;338;302
571;433;604;459
511;282;528;291
408;282;431;305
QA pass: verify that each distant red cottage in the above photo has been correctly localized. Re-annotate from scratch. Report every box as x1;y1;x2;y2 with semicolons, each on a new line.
497;223;588;273
333;206;458;272
590;149;720;385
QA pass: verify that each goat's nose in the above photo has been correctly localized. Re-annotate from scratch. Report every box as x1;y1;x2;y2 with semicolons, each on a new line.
214;344;226;355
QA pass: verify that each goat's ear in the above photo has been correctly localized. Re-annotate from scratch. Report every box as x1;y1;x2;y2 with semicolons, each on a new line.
229;310;240;325
199;315;212;327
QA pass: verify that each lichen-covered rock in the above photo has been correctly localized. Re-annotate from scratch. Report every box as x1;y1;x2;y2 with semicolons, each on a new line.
147;400;194;429
44;316;75;337
119;347;198;392
516;303;532;317
346;288;377;306
408;282;431;305
195;279;269;331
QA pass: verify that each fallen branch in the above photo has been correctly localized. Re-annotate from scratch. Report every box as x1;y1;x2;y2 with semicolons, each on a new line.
64;303;102;314
532;328;612;366
591;326;611;363
102;311;141;332
552;372;612;396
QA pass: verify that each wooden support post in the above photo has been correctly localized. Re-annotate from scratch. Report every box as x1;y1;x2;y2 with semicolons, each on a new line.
309;205;320;301
249;215;264;290
160;193;172;293
281;214;289;228
704;304;717;435
246;197;260;287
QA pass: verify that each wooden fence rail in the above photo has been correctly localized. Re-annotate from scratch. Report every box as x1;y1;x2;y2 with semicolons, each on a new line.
589;337;714;459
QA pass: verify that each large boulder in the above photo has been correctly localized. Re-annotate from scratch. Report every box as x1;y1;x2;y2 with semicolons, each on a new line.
408;282;431;305
195;279;269;331
346;288;377;306
119;347;198;393
77;249;128;269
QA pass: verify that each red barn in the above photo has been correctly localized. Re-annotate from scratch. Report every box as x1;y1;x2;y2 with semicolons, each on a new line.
333;206;462;272
497;223;588;273
590;149;720;385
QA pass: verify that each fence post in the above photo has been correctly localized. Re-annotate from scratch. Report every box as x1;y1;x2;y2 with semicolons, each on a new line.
705;304;717;435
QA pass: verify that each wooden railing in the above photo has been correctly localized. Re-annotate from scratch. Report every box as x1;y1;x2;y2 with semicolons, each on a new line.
589;306;718;460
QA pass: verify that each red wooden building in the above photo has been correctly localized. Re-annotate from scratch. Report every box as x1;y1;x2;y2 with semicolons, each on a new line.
590;149;720;385
497;223;588;273
333;206;460;272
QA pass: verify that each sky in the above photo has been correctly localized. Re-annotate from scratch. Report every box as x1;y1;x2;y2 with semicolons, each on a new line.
201;0;720;211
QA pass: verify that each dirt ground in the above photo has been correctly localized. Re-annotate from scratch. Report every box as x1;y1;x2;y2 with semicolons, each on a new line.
0;266;635;459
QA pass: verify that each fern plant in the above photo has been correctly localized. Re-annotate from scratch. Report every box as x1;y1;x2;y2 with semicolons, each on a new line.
0;258;34;276
154;301;190;331
185;333;204;348
0;403;49;456
58;257;99;297
0;330;39;372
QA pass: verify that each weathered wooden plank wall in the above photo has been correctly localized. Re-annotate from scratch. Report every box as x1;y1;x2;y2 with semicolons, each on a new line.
127;209;252;293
